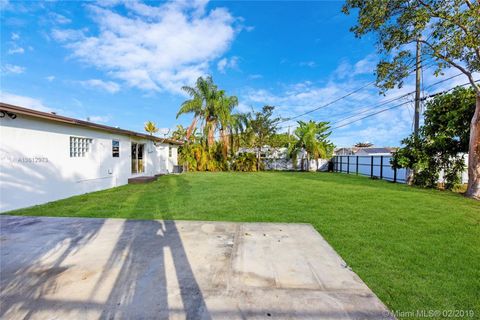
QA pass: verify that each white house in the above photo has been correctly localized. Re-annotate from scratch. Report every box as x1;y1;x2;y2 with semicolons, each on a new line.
0;103;182;212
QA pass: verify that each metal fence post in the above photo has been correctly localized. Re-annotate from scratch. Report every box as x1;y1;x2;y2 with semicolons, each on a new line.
380;156;383;180
356;156;359;175
340;156;343;173
370;156;374;178
347;156;350;174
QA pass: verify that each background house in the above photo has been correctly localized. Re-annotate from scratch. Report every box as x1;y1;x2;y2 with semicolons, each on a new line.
0;103;181;212
334;146;397;156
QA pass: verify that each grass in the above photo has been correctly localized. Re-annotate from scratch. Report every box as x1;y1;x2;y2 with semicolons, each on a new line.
7;172;480;319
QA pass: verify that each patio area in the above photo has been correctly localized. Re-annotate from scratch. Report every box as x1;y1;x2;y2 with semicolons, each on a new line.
0;215;393;319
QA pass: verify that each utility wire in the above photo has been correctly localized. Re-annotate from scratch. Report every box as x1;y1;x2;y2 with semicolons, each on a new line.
277;81;375;124
331;79;478;130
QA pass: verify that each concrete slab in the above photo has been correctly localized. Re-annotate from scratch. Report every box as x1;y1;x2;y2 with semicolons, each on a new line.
0;216;395;319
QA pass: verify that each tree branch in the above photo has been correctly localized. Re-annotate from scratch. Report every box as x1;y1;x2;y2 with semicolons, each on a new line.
416;0;471;36
418;39;480;93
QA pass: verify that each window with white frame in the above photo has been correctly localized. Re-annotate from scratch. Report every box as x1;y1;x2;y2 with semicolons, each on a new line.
70;136;92;157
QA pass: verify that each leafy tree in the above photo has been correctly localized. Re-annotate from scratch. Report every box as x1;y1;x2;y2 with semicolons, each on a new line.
270;133;298;149
144;121;158;136
392;87;476;189
289;120;334;171
246;106;281;171
343;0;480;198
355;142;373;147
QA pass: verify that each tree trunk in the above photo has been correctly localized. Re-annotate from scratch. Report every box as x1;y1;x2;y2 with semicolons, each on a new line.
466;94;480;199
257;148;261;171
186;116;198;141
207;121;216;147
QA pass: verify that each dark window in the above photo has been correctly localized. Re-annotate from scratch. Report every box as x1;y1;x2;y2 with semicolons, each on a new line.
169;145;172;157
112;140;120;157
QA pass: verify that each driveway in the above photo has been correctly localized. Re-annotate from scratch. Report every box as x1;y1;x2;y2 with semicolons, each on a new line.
0;215;394;319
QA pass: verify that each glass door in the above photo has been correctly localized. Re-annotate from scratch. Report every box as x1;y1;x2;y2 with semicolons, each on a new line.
131;143;145;174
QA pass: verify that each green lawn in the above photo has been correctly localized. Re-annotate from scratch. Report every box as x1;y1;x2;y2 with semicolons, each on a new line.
7;172;480;319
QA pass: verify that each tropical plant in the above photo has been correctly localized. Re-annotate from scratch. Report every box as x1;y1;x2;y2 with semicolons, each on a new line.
144;121;159;136
177;76;218;144
229;113;249;157
171;125;187;141
232;152;259;172
392;87;476;190
215;92;239;158
289;120;334;171
342;0;480;198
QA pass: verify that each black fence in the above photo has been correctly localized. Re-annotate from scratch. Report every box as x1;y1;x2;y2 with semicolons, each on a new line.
333;155;407;183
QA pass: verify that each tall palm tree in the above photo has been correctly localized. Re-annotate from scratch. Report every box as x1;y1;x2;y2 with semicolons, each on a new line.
289;120;332;171
177;76;219;144
215;92;238;157
229;112;249;157
144;121;159;136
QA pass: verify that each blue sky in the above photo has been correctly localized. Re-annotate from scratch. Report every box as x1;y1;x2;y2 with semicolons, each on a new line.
0;0;472;147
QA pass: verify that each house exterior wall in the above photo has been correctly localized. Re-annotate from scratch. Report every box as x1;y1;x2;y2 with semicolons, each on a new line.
0;114;177;212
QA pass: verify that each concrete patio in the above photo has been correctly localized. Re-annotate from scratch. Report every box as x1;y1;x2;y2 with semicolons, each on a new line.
0;215;394;319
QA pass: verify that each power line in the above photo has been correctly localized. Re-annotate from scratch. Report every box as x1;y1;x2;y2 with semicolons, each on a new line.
276;59;436;125
332;100;413;130
208;75;474;139
277;81;376;124
329;92;414;124
331;79;478;131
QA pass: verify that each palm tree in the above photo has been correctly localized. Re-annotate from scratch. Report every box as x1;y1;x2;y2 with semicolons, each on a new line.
215;92;238;157
177;76;221;146
289;120;332;171
144;121;159;136
229;112;249;157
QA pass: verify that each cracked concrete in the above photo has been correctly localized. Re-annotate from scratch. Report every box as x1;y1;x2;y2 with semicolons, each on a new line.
0;215;395;319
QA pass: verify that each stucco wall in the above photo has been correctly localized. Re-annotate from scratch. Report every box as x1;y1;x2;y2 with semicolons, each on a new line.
0;114;177;212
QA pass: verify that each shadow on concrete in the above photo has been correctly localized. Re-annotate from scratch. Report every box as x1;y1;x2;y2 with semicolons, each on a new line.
0;216;105;319
97;219;210;319
0;216;211;319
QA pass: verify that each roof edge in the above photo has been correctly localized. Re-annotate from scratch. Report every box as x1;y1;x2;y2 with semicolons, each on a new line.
0;102;183;145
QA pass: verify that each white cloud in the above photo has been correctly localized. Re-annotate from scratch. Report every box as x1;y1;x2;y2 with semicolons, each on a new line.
88;115;110;123
7;46;24;54
51;28;85;42
0;91;51;112
248;74;262;79
50;12;71;24
53;0;240;93
46;75;55;82
80;79;120;93
2;64;25;74
217;56;239;73
11;32;19;40
299;61;316;68
334;54;378;79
